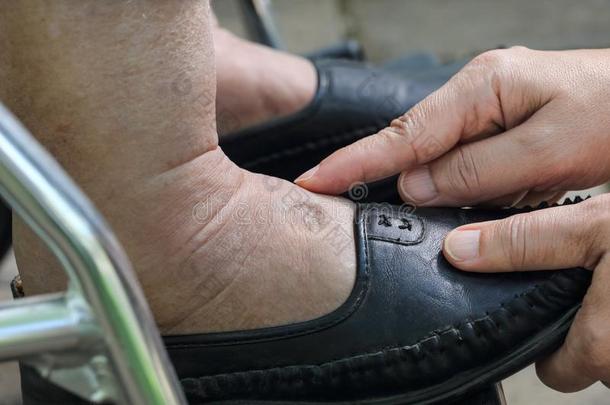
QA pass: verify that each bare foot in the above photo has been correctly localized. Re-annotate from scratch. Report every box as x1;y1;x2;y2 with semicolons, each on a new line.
16;147;357;334
140;148;357;333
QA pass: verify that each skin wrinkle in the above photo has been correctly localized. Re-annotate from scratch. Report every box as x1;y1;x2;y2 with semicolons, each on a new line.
453;147;482;196
178;169;248;266
385;121;423;168
144;166;248;329
488;68;508;132
165;259;244;333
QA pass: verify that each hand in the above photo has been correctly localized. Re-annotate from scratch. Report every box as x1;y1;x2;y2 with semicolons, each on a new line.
442;194;610;391
295;47;610;207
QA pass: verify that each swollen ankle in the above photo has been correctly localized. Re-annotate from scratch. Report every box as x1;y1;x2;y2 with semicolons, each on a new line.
163;173;358;333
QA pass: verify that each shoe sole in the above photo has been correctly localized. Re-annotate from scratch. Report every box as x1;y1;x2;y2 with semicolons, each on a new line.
208;305;578;405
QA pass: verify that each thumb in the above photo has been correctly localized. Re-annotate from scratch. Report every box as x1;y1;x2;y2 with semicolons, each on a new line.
442;198;605;272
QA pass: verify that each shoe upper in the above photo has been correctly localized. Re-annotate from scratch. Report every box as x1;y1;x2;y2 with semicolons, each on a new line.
166;203;591;403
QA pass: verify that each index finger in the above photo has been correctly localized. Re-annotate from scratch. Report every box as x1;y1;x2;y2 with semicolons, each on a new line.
294;62;503;194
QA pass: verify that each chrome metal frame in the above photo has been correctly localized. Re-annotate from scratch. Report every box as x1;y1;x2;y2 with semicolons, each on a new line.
237;0;364;61
0;103;186;404
239;0;284;49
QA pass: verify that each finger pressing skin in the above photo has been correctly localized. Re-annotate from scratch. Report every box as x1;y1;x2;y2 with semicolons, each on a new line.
536;254;610;392
442;195;609;272
294;53;506;195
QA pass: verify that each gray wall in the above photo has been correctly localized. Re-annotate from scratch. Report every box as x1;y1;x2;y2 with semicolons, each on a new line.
214;0;610;62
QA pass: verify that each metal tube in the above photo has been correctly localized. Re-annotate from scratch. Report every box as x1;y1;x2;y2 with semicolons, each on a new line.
0;104;186;404
239;0;284;49
0;294;94;361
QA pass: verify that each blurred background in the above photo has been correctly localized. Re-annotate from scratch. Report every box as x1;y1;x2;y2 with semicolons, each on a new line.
213;0;610;62
1;1;609;404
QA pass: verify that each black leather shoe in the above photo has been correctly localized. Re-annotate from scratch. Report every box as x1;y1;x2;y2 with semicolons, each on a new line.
220;59;450;203
18;202;591;404
165;202;591;404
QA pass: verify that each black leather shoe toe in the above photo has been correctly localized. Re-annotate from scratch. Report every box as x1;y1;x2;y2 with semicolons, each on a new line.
220;59;450;203
19;202;591;404
166;203;591;404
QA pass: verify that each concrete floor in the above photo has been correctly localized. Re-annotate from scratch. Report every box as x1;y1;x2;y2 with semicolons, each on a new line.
1;1;610;404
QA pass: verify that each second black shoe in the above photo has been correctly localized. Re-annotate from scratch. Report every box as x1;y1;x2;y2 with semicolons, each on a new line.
220;59;453;203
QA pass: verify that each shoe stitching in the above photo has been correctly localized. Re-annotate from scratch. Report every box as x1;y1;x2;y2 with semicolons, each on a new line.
363;206;426;246
240;125;384;169
367;220;425;246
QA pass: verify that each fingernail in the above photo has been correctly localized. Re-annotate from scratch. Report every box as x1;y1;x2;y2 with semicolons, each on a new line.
399;166;438;203
444;230;481;262
294;165;319;184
